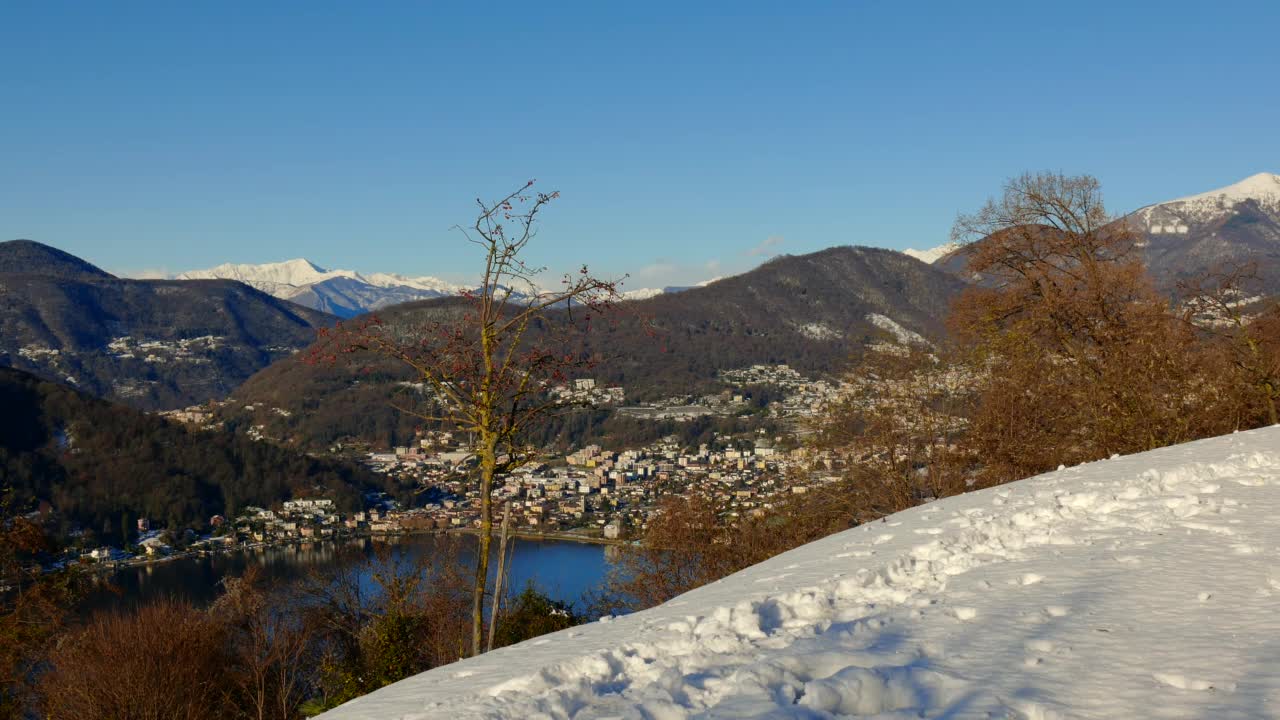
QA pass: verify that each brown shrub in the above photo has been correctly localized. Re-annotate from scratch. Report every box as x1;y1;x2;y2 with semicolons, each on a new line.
211;569;315;720
0;510;79;720
605;479;866;610
948;172;1245;484
40;600;231;720
300;541;471;710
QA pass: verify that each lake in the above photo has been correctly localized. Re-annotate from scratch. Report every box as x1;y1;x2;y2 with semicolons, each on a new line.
82;534;613;614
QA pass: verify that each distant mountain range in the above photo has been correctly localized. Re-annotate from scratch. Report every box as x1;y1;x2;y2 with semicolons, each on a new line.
0;240;335;410
176;258;689;317
177;258;465;318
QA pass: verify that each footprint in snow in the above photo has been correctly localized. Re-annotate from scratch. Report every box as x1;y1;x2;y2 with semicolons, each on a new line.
1181;521;1235;536
873;534;894;545
1019;573;1044;586
952;607;978;621
1152;673;1235;692
755;573;791;584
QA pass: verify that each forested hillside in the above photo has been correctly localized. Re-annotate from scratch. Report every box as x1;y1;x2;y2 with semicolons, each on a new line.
0;367;382;544
228;245;965;450
0;240;336;411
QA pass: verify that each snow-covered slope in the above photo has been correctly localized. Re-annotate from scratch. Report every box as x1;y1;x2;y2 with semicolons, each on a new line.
1139;171;1280;223
1133;171;1280;236
178;259;463;317
179;258;338;289
1126;172;1280;292
866;312;928;345
902;242;959;264
320;426;1280;719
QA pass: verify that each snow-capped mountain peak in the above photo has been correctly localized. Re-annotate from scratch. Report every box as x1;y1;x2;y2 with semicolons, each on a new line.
177;259;464;318
176;257;714;317
360;272;464;293
1136;171;1280;230
619;287;666;301
178;258;342;288
903;242;960;264
1164;171;1280;207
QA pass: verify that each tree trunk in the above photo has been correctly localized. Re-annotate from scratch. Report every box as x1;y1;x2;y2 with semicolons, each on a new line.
486;501;513;652
471;447;496;657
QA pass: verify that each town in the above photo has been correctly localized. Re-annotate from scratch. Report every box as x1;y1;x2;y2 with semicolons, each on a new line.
72;364;857;566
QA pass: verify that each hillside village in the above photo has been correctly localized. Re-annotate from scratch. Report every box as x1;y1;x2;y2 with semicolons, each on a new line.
86;363;856;563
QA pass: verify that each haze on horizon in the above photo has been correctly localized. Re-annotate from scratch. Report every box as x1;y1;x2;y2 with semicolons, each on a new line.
2;1;1278;287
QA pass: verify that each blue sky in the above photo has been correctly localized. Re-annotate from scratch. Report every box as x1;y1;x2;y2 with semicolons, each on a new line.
2;1;1277;288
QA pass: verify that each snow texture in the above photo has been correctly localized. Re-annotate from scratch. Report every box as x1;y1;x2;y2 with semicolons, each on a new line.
902;243;959;265
796;322;843;340
620;287;667;301
178;258;462;304
322;426;1280;719
865;314;927;345
1136;172;1280;228
1164;172;1280;207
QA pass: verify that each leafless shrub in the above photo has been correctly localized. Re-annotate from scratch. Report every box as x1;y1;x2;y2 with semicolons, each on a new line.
299;540;471;710
40;600;230;720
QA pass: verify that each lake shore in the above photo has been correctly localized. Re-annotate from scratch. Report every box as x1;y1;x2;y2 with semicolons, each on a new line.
78;523;629;576
83;533;611;613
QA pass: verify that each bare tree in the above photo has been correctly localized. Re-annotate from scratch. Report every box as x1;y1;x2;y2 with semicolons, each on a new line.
949;172;1219;482
1180;263;1280;426
313;181;620;656
815;343;974;509
604;473;868;611
299;541;471;709
0;492;80;720
212;570;314;720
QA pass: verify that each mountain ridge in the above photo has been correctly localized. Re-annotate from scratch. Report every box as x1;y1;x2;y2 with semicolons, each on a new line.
178;258;466;318
0;239;115;280
0;240;337;410
228;244;967;450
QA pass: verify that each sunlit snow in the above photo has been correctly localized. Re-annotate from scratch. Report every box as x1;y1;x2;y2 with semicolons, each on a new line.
320;426;1280;719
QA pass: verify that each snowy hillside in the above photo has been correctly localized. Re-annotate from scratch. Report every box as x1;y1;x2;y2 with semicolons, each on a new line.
1158;171;1280;211
1135;171;1280;230
320;426;1280;719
